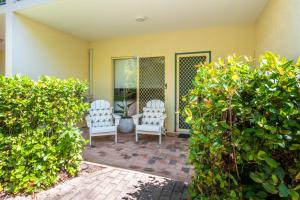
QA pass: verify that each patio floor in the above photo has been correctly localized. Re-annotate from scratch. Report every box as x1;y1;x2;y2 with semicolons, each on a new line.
9;162;188;200
82;128;193;183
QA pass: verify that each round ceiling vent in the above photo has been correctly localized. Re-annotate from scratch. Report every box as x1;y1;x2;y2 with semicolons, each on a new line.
136;16;148;22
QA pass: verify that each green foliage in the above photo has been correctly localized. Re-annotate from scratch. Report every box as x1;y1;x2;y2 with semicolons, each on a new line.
117;88;136;117
0;75;88;194
185;52;300;199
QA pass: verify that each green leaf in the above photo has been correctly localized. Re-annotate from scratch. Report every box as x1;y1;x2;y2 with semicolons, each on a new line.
274;168;285;181
263;182;278;194
248;154;254;161
230;190;237;198
184;108;192;116
290;190;300;200
16;146;22;151
185;116;192;123
241;143;251;151
232;74;239;81
278;183;289;197
293;184;300;191
257;191;268;199
198;134;209;142
250;172;267;183
271;174;278;185
289;144;300;150
265;157;279;169
220;121;231;129
245;191;255;199
257;151;267;160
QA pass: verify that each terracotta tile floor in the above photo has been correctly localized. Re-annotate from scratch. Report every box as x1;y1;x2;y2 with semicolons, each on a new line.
82;128;193;183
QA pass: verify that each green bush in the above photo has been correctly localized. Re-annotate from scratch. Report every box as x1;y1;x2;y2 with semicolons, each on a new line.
184;52;300;199
0;75;88;194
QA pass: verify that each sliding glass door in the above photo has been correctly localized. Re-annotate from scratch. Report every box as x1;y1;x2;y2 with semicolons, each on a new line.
113;56;166;116
113;58;137;116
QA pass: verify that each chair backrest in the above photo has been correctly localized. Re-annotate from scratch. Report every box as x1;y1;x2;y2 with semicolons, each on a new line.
87;100;113;128
146;100;165;109
142;100;165;126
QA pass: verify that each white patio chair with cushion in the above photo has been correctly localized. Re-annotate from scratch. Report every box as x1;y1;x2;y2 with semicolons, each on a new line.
86;100;121;146
133;100;166;144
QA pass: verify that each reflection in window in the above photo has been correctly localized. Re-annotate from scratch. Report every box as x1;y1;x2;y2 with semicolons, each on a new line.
114;58;137;116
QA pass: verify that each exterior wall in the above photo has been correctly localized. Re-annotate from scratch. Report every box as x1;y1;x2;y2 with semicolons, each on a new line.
256;0;300;60
90;25;256;132
12;14;89;80
0;50;4;75
2;0;299;133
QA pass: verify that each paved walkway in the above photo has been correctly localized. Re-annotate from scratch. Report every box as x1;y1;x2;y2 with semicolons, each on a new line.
10;163;188;200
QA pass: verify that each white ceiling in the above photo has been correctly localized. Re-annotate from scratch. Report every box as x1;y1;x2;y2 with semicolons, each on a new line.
17;0;268;41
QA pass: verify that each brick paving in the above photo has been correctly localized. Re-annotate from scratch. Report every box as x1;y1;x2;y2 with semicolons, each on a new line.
82;128;193;183
6;129;192;200
9;163;188;200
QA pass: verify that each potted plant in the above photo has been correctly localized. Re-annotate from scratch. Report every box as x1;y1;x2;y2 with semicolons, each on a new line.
117;88;136;133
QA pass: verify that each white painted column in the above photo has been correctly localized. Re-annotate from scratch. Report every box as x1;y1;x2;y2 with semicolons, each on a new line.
5;10;13;76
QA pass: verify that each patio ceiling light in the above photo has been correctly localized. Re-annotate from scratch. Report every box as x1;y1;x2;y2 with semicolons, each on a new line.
136;16;148;22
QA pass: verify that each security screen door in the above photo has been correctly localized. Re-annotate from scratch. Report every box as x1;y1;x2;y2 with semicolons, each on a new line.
138;56;165;112
175;51;211;133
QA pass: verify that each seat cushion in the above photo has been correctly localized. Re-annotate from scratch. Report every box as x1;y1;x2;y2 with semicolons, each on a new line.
136;125;161;132
91;126;117;134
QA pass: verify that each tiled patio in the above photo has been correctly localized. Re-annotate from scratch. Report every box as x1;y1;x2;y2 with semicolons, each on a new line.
82;128;193;183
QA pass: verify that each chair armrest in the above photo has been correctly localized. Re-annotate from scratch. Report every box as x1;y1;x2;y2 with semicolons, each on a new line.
113;114;121;126
159;114;167;127
132;114;143;125
85;115;91;128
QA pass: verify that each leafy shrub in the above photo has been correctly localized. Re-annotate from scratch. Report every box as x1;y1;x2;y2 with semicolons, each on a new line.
184;52;300;199
0;76;88;194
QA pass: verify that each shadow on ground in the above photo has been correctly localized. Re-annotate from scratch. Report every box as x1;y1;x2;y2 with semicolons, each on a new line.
123;176;188;200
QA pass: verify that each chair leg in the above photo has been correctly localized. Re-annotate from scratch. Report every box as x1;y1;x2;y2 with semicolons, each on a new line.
90;133;92;146
159;134;162;145
135;131;138;142
115;133;118;143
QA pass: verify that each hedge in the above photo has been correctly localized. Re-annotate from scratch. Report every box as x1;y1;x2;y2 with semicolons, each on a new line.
184;52;300;199
0;75;88;194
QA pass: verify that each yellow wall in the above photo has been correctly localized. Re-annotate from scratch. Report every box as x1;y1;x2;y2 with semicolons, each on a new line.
0;50;4;75
12;14;89;80
256;0;300;60
90;25;256;132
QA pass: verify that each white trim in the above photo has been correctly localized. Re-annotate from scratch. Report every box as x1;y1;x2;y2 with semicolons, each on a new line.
5;11;13;76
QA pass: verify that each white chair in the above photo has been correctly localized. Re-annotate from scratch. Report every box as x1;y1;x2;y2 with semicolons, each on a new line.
133;100;166;144
86;100;121;146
